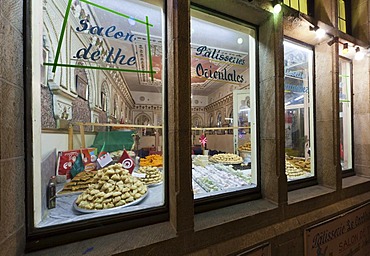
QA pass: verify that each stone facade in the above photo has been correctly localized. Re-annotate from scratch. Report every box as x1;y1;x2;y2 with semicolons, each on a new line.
1;0;370;255
0;0;25;255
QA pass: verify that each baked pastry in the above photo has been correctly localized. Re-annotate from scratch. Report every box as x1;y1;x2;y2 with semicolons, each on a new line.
140;154;163;167
209;153;243;164
136;166;163;185
285;158;311;178
60;171;97;193
110;150;135;161
238;142;251;151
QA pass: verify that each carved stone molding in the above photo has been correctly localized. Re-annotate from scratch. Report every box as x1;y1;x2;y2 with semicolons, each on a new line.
205;94;233;111
134;104;162;111
191;107;205;112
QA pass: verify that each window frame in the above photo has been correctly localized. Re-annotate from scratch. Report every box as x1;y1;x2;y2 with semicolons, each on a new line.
283;0;314;16
283;38;318;191
190;4;261;213
338;0;352;35
25;0;169;251
339;56;355;177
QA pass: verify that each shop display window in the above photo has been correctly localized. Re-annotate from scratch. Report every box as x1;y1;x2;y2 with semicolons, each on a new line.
190;9;257;200
30;0;165;230
339;58;353;171
284;40;314;181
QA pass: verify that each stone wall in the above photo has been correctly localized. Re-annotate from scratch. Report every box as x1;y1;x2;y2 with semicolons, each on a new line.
2;1;370;256
0;0;26;255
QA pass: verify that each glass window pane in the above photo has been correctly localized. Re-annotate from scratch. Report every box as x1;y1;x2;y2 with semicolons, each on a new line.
284;41;314;181
284;0;290;5
339;0;346;19
339;19;347;33
190;10;257;199
299;0;308;14
35;0;165;228
291;0;299;10
339;59;352;171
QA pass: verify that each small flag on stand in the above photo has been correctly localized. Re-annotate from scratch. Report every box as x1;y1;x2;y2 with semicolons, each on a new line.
70;153;85;178
118;149;136;173
199;134;207;148
96;142;112;168
98;142;107;158
97;153;112;168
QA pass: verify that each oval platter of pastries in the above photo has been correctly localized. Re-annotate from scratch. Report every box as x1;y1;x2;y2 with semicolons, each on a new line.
73;163;148;213
209;153;243;165
134;166;163;187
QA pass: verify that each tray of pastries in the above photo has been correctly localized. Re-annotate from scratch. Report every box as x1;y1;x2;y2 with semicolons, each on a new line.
57;171;97;196
140;154;163;167
109;150;135;161
238;142;251;152
74;163;148;213
133;166;163;186
285;157;311;179
209;153;243;165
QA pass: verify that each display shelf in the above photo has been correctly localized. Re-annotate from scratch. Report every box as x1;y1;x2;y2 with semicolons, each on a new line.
37;184;164;228
67;122;163;149
193;182;256;199
192;162;252;196
191;126;250;131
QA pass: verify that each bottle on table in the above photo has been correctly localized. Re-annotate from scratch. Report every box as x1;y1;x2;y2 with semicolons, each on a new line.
47;176;56;209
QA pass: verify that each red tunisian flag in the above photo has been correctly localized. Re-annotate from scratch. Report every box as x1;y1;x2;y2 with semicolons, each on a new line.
118;149;136;173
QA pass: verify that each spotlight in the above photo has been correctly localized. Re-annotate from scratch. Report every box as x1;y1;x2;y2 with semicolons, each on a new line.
273;2;282;14
342;43;349;54
316;28;326;38
309;26;326;38
355;47;365;60
237;38;243;44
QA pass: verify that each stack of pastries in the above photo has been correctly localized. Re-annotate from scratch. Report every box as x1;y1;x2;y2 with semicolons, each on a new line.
75;163;147;210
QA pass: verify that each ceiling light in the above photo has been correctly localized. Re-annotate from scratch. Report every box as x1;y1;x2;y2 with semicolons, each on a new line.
237;38;243;44
273;3;282;14
355;47;365;60
342;43;349;54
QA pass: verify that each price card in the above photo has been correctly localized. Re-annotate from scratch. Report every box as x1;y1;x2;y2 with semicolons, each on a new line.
132;172;146;178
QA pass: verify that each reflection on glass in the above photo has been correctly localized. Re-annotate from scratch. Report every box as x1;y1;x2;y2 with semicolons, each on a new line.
284;41;314;181
339;58;352;170
36;0;165;228
190;10;257;199
338;0;347;33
